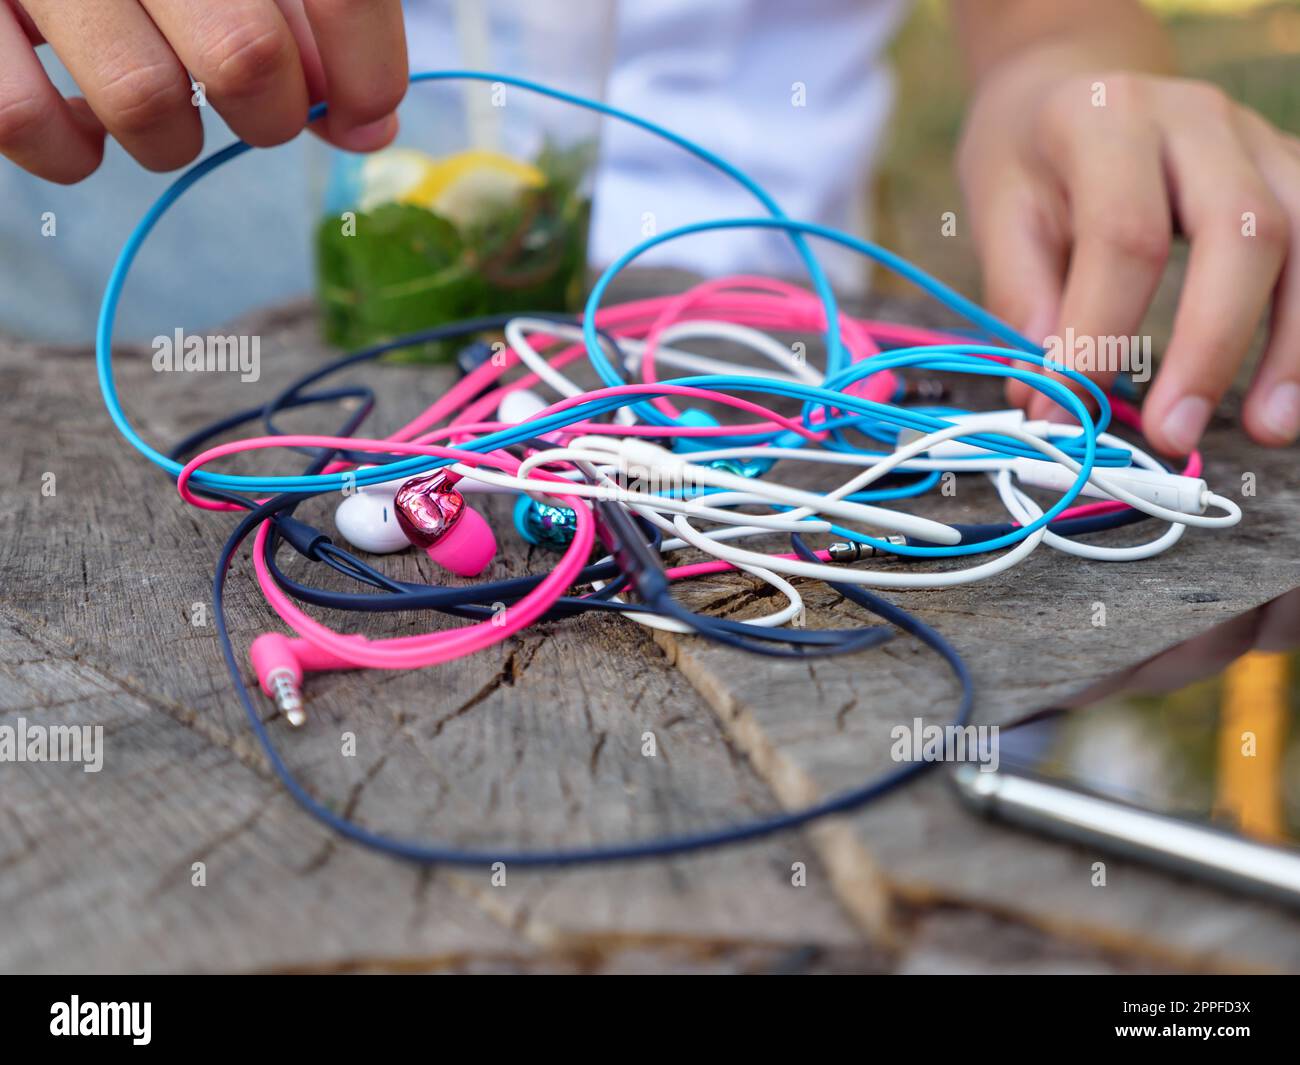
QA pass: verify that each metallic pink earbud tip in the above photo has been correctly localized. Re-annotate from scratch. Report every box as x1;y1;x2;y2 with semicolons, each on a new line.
425;503;495;577
394;472;496;577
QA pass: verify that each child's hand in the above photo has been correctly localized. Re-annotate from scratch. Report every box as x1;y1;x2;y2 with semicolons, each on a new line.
958;50;1300;454
0;0;407;181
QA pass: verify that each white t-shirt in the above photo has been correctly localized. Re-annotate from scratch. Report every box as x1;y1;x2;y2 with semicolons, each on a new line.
590;0;906;291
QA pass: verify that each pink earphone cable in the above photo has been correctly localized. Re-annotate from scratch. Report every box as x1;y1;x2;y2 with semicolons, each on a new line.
172;275;1201;683
180;437;594;669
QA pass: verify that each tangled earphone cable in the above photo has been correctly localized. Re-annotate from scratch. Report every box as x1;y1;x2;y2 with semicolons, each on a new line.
97;68;1242;869
209;497;973;867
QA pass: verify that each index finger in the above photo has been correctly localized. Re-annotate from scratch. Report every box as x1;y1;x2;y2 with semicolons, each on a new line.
1021;85;1171;421
300;0;407;152
1142;91;1288;455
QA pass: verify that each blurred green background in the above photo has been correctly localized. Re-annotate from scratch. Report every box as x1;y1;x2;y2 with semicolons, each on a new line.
876;0;1300;344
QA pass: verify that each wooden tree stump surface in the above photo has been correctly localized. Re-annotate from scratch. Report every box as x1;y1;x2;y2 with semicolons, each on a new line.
1;279;1297;973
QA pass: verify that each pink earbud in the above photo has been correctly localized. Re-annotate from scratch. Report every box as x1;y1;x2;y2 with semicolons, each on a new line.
393;471;496;577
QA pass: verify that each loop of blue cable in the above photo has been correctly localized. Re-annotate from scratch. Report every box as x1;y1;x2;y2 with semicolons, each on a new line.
95;69;844;488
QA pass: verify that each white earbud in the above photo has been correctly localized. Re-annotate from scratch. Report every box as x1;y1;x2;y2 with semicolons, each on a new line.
334;491;412;554
354;464;409;498
1009;458;1209;514
498;387;549;425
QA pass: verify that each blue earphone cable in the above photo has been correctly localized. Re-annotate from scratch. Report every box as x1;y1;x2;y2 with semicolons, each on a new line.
97;69;844;486
96;68;1143;867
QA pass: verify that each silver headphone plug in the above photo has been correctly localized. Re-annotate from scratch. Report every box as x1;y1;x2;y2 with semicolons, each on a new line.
266;668;306;727
827;535;907;563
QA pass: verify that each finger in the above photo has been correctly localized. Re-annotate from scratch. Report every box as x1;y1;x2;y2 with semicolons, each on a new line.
1237;118;1300;446
6;1;43;43
0;2;105;182
301;0;407;152
963;164;1069;410
138;0;308;148
1141;85;1289;455
1245;254;1300;446
1026;91;1171;422
271;0;334;147
22;0;201;171
273;0;326;99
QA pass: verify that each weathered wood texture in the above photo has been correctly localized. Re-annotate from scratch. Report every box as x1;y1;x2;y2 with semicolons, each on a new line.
0;280;1297;973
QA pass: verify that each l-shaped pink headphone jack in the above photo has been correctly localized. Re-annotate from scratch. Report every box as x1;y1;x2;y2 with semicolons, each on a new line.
250;632;361;726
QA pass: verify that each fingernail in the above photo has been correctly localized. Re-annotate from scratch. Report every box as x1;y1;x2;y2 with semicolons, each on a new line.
335;114;398;153
1260;381;1300;442
1023;308;1055;347
1161;395;1213;454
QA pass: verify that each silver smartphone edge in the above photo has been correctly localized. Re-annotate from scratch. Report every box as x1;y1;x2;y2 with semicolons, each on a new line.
952;763;1300;909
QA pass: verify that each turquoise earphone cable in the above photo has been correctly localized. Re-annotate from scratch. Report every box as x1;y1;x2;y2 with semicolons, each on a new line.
580;215;1046;431
96;69;844;487
94;67;1104;551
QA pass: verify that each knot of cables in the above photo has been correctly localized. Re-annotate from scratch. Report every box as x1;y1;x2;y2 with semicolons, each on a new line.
94;71;1240;867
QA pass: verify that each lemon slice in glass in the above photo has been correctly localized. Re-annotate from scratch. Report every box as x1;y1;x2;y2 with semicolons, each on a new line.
358;147;545;227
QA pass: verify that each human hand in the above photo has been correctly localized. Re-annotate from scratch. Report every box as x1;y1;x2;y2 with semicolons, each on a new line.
0;0;408;182
958;50;1300;454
